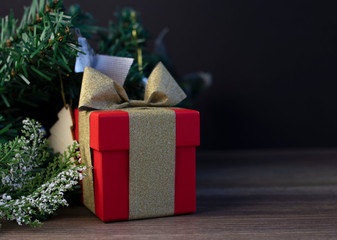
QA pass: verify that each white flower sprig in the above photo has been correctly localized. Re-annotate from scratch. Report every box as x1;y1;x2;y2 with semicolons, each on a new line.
1;119;47;191
0;119;86;226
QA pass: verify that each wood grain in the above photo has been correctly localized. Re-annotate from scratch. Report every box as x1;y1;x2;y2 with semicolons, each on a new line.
2;149;337;239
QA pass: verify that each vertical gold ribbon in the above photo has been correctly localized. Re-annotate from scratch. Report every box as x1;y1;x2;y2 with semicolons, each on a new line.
125;108;175;219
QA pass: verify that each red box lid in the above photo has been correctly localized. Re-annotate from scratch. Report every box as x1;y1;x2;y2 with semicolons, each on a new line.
87;109;200;151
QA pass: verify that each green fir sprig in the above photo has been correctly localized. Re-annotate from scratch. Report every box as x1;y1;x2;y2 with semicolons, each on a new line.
67;4;103;39
0;0;81;107
0;0;83;142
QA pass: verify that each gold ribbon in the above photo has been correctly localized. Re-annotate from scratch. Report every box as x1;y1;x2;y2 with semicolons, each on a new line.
78;62;186;219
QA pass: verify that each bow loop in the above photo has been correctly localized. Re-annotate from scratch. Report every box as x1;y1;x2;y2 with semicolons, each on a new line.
144;62;186;107
79;67;129;111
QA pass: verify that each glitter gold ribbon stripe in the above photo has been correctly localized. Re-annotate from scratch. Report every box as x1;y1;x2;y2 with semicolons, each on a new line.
124;108;175;219
78;110;95;213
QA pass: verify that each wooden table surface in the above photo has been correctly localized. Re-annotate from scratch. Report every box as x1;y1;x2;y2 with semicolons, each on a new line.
2;149;337;239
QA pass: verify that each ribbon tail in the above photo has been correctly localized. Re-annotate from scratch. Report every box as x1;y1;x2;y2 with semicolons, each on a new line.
78;110;96;214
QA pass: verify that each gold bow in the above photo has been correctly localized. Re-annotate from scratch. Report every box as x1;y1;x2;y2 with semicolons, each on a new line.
79;62;186;110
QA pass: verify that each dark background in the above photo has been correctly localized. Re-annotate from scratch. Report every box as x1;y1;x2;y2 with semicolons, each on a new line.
2;0;337;150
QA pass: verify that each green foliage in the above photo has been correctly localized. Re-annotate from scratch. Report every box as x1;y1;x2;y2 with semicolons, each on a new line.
98;9;152;99
0;0;82;141
0;115;18;144
67;4;103;39
0;118;85;226
0;0;80;106
98;9;147;57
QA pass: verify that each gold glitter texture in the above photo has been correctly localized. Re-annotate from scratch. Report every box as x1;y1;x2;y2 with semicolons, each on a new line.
78;66;129;110
124;108;176;219
78;110;96;213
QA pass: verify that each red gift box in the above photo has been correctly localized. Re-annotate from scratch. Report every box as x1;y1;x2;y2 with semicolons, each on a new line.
75;108;200;222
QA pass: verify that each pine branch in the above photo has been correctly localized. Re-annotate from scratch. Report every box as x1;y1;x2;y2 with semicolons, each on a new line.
0;0;83;141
